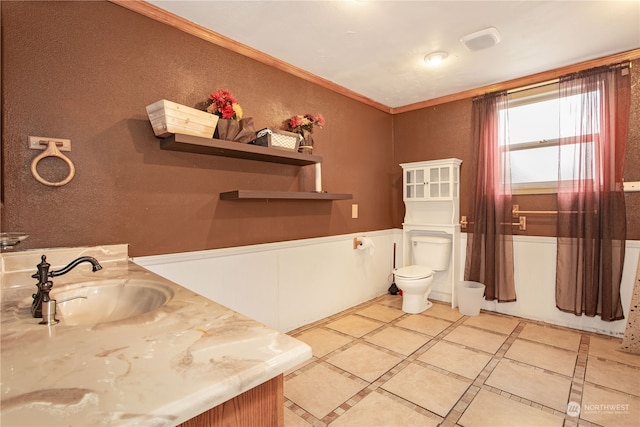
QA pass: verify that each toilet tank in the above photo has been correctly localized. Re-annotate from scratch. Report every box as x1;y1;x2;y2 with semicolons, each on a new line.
411;235;452;271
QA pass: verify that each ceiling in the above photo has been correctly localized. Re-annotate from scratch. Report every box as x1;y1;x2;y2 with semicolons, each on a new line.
146;1;640;109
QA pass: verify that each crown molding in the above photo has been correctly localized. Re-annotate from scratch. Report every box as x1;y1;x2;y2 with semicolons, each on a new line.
391;48;640;114
109;0;391;113
110;1;639;116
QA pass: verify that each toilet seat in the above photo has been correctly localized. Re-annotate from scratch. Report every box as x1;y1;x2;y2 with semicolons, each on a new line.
395;265;434;279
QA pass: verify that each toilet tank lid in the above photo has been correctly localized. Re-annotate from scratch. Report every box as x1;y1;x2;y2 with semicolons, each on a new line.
411;235;451;244
395;265;434;278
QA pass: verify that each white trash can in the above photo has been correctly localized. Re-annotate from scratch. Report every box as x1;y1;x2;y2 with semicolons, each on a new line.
457;281;485;316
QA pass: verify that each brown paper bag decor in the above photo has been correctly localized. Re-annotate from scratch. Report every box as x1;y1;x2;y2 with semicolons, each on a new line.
215;117;255;143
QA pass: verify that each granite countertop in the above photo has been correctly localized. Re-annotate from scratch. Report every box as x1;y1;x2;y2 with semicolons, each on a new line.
0;245;311;426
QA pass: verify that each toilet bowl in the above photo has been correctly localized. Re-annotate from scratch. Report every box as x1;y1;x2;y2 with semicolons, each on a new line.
396;235;452;314
395;265;434;314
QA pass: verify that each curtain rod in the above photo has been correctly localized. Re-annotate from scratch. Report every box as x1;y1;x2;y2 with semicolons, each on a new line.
506;61;632;95
507;79;557;95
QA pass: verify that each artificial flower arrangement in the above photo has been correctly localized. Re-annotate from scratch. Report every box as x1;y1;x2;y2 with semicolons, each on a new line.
206;88;244;120
287;113;325;153
205;88;254;143
287;113;326;134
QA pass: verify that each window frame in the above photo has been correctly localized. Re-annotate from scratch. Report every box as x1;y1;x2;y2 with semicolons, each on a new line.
500;82;599;195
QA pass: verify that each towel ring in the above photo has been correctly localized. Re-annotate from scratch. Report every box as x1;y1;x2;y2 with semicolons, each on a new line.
30;141;76;187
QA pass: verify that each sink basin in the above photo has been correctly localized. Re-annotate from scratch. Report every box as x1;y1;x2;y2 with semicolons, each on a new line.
47;279;174;326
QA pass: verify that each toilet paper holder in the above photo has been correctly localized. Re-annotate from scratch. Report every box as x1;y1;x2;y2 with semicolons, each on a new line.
353;237;363;249
353;237;375;254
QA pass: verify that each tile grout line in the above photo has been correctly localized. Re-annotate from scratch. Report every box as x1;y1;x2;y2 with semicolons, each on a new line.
286;296;626;427
287;293;392;336
481;322;584;424
284;295;417;426
286;295;458;426
290;299;520;426
313;299;450;425
285;295;640;427
438;319;525;426
563;334;589;426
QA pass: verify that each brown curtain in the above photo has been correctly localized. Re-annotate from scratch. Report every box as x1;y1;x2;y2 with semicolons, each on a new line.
465;91;516;302
556;65;631;321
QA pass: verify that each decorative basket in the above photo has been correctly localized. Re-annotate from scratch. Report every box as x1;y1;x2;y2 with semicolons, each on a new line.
251;128;301;152
145;99;219;138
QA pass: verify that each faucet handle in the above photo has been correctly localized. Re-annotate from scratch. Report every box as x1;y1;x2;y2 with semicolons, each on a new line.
31;255;51;280
40;280;53;294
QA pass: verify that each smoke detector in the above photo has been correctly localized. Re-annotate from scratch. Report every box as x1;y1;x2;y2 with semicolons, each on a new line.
460;27;501;51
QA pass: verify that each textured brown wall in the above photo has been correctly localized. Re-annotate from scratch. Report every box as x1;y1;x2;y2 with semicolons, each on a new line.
392;100;474;226
393;60;640;240
1;1;394;256
3;2;638;258
625;60;640;241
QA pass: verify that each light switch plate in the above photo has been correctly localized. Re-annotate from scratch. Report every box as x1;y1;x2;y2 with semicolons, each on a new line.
28;136;71;151
351;204;358;219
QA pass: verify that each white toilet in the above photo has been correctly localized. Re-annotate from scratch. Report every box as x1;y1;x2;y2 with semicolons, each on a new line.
395;235;452;314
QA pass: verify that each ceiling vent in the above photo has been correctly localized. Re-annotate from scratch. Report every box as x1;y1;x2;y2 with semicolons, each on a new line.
460;27;501;51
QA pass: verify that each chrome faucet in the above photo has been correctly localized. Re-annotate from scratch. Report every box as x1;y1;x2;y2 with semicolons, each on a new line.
31;255;103;319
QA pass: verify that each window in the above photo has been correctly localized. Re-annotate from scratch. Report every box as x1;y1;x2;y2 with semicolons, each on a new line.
498;83;599;194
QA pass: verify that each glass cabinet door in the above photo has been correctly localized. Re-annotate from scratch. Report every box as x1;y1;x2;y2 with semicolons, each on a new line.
406;169;426;199
406;170;414;198
439;166;450;198
415;170;425;198
453;166;458;198
428;168;438;198
428;166;453;199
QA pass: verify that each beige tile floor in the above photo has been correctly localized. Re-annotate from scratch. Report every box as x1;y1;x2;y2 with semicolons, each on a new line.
285;294;640;427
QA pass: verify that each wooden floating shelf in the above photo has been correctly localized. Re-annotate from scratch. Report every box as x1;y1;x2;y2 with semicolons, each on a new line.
220;190;353;201
157;134;352;201
160;133;322;166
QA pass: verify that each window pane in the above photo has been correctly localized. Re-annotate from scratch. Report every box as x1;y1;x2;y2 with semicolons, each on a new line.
510;145;559;184
499;84;600;193
504;99;559;146
510;143;593;185
559;141;594;181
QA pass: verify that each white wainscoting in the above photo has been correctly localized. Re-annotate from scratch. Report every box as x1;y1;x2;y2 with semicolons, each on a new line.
133;230;402;332
134;230;638;336
458;233;639;337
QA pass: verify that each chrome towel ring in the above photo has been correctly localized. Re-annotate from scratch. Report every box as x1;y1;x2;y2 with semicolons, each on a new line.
30;140;75;187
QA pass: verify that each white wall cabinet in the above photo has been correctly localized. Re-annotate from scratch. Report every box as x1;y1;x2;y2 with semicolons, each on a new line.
401;158;462;225
403;160;459;202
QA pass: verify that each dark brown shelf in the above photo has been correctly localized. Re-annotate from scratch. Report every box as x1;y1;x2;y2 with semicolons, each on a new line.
160;133;322;166
220;190;353;201
157;134;351;201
